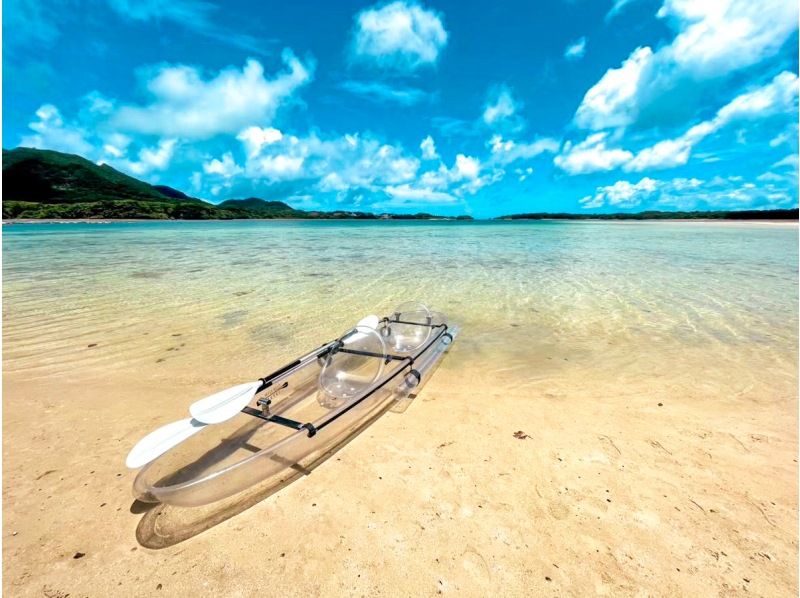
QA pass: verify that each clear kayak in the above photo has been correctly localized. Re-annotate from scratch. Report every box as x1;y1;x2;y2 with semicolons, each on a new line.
129;304;458;507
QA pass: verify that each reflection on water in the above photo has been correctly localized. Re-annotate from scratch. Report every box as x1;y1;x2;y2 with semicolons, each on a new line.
3;220;798;394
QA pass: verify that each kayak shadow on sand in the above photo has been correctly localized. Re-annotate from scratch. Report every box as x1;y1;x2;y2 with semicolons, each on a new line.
132;399;397;549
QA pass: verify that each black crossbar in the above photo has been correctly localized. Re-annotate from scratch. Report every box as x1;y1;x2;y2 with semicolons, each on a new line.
241;406;317;436
337;348;407;361
241;315;451;437
382;318;445;328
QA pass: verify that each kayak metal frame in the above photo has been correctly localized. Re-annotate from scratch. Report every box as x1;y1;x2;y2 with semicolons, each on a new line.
239;314;451;439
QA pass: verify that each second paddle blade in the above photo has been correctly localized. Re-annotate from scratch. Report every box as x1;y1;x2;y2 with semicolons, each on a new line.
188;381;261;424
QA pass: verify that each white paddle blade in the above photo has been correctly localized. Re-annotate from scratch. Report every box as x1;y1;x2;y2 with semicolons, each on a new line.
126;417;206;469
189;381;261;424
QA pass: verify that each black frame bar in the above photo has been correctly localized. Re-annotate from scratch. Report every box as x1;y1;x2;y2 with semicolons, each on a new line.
242;314;450;436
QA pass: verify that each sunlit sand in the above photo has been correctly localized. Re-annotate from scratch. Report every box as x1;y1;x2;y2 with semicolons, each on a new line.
3;220;797;596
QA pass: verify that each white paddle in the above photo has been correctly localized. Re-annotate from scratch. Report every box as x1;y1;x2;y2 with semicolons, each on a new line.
189;381;263;424
126;315;381;469
126;417;207;469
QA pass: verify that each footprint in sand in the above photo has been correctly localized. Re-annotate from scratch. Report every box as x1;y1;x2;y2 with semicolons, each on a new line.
461;547;491;580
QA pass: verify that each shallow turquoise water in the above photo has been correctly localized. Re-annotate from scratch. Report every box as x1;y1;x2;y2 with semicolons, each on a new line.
3;220;798;389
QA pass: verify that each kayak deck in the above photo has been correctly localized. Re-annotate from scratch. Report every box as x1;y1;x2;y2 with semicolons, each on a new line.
133;314;458;507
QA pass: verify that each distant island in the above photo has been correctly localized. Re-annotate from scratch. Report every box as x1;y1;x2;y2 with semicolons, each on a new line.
496;209;798;220
2;147;797;222
1;148;472;221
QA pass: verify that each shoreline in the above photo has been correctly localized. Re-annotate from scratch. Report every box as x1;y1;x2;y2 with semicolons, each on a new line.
3;217;798;226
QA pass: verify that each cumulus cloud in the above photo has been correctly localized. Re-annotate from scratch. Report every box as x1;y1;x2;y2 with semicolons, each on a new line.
339;80;430;105
203;152;242;178
554;132;633;174
482;85;523;130
237;126;284;158
564;37;587;61
454;154;480;179
384;184;457;203
580;177;658;208
575;46;652;130
112;138;178;176
624;138;692;172
208;131;421;192
21;104;93;155
204;126;506;205
112;50;313;139
102;133;132;159
575;0;798;130
579;174;793;210
420;135;439;160
563;71;799;174
489;135;560;165
351;1;448;71
625;70;799;171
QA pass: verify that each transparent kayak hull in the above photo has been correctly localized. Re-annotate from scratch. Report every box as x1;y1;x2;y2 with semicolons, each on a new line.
133;317;458;507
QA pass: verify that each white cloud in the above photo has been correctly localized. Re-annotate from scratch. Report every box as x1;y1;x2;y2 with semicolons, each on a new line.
625;70;799;170
563;71;800;174
773;154;799;170
769;129;794;148
230;131;422;192
482;85;522;128
454;154;480;179
574;46;652;130
351;1;448;71
115;138;178;176
21;104;93;155
339;80;429;105
624;138;692;172
237;126;284;158
662;0;797;78
84;91;115;115
384;184;457;203
516;166;534;182
250;155;305;181
554;132;633;174
203;152;242;178
756;171;784;182
564;37;587;61
576;0;798;130
605;0;640;21
579;175;794;210
715;71;799;122
489;135;560;165
112;50;313;139
420;135;439;160
579;176;676;208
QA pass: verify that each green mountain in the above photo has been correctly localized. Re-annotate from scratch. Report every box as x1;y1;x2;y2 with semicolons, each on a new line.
2;147;225;219
3;148;180;204
1;147;477;220
217;197;302;217
1;147;467;220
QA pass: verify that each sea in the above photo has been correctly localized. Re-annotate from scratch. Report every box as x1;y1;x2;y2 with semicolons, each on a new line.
3;220;797;396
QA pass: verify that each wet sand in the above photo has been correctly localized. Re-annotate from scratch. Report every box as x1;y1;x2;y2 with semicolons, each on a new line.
3;221;797;596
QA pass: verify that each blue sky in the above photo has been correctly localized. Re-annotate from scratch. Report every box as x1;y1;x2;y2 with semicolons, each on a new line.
4;0;798;217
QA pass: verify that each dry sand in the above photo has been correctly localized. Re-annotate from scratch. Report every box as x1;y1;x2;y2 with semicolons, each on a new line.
3;336;797;597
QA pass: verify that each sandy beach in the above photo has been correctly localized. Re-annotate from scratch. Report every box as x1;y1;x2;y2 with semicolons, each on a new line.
3;220;797;596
